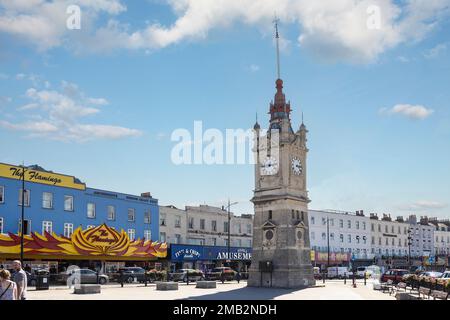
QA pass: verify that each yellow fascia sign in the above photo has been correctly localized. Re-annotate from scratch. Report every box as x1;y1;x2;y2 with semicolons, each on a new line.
0;163;86;190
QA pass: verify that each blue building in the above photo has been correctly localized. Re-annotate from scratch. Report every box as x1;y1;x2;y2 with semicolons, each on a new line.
0;162;161;271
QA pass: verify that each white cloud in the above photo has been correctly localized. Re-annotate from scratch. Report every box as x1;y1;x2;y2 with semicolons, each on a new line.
379;104;434;120
398;200;448;211
424;43;448;59
248;64;260;72
0;80;142;142
1;0;449;63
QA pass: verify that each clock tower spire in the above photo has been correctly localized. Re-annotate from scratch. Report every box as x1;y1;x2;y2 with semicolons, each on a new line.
248;19;314;289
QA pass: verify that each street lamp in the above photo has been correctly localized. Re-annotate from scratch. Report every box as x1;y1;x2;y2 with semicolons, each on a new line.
20;164;27;266
407;228;412;270
326;217;330;272
224;199;238;267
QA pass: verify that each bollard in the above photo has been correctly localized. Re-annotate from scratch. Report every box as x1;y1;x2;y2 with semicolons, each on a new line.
120;272;124;288
145;273;148;287
364;275;367;286
352;273;357;288
186;272;190;286
344;273;347;285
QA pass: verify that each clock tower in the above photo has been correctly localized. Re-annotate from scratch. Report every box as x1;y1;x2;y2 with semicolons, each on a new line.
247;20;315;288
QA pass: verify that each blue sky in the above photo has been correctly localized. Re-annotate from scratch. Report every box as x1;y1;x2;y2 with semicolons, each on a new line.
0;0;449;218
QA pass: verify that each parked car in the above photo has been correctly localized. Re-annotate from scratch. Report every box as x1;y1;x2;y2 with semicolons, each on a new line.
25;269;50;287
440;271;450;280
62;269;109;285
170;269;204;282
205;267;236;281
327;267;352;279
313;267;322;280
418;271;443;279
116;267;147;283
356;267;370;278
381;269;409;283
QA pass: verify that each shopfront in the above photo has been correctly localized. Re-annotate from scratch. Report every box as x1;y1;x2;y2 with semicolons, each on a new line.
0;224;168;277
169;244;252;273
311;250;351;270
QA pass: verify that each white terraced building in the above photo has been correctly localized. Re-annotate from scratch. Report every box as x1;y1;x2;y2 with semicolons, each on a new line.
308;209;373;261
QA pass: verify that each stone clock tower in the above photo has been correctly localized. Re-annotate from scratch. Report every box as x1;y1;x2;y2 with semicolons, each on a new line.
247;21;315;289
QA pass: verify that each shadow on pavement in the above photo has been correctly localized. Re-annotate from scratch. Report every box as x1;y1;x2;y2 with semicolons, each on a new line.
182;285;314;300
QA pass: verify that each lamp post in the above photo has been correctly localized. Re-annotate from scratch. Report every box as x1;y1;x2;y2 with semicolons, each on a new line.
407;228;412;270
326;216;330;273
20;164;27;266
224;199;238;267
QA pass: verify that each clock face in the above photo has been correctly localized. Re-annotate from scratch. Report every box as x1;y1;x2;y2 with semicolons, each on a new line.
291;157;303;175
261;156;279;175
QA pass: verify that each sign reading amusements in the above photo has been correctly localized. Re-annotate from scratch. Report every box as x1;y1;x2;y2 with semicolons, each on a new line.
0;163;86;190
0;224;167;261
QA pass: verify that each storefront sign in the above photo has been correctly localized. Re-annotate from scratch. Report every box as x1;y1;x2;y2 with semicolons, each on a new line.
170;244;252;262
0;224;167;259
0;163;86;190
313;252;350;263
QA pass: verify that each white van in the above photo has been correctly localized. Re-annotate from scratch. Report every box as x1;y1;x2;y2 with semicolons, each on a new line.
327;267;352;279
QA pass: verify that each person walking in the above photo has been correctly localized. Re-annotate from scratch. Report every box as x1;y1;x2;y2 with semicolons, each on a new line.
12;260;27;300
220;271;225;284
236;270;241;284
0;269;18;300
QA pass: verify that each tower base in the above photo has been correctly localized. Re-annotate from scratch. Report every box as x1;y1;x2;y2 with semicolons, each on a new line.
247;266;315;289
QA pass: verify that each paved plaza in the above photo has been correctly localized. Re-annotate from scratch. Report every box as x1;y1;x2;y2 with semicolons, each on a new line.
27;279;395;300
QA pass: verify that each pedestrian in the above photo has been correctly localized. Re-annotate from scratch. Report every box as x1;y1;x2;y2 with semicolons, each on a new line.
236;271;241;284
0;269;18;300
220;271;225;284
12;260;27;300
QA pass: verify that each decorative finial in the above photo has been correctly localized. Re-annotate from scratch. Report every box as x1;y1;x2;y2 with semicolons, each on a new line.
273;14;281;80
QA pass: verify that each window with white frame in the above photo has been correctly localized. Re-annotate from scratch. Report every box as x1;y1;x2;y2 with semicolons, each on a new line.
356;221;360;229
0;217;3;233
311;232;315;240
236;239;242;247
64;223;73;238
330;219;334;226
87;203;96;218
175;216;181;227
0;186;4;203
189;217;194;229
42;192;53;209
128;229;136;241
159;213;166;226
363;222;366;230
347;220;351;228
224;221;229;233
144;210;151;224
322;217;326;225
311;217;315;224
330;233;335;241
321;232;326;240
128;208;135;222
175;234;181;244
64;195;74;211
237;223;242;234
347;234;351;243
159;232;166;242
144;229;151;241
42;221;52;234
246;224;252;234
340;234;344;243
211;220;217;231
18;189;30;206
107;205;115;221
200;219;205;230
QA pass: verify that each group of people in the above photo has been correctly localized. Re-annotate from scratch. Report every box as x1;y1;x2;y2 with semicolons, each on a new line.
0;261;28;301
